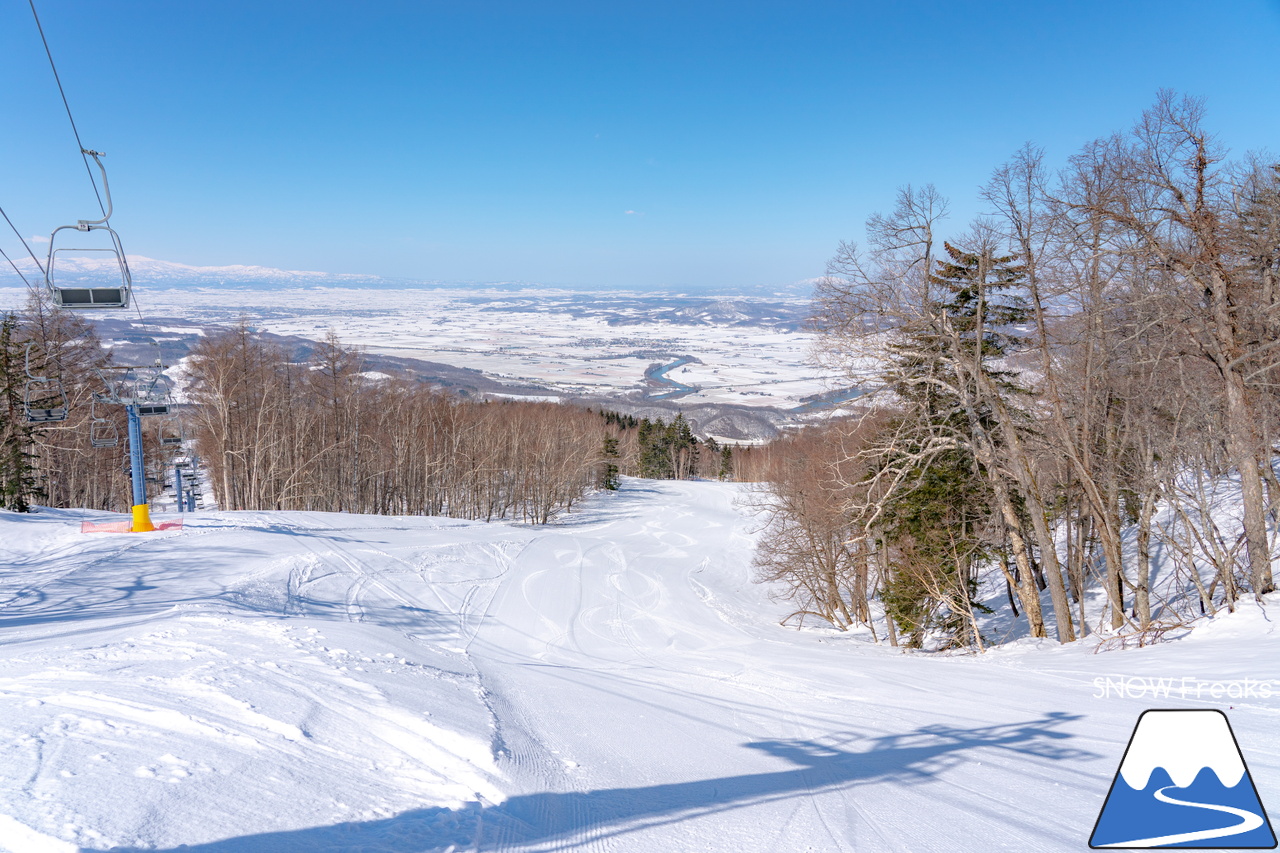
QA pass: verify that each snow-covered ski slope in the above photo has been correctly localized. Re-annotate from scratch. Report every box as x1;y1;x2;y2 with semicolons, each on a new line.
1;479;1276;852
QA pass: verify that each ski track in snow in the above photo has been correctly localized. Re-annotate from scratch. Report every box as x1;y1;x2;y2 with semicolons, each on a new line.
0;479;1277;852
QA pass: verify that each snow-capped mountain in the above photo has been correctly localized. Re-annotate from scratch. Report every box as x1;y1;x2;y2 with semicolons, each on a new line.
1118;710;1247;790
1;254;400;289
1;254;814;296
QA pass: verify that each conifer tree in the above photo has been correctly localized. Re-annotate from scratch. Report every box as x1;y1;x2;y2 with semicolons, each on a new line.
0;314;41;511
878;443;994;648
638;418;674;479
602;434;621;490
669;414;698;478
718;445;734;481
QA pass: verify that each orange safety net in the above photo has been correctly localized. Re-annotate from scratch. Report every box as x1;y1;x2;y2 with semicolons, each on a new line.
81;519;184;534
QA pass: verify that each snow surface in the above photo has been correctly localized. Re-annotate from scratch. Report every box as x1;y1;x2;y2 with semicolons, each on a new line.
1;479;1277;852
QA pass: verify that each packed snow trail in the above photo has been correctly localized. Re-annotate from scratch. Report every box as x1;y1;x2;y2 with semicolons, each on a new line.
0;479;1276;852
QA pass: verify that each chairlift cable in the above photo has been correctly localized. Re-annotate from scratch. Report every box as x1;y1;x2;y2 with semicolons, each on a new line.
131;278;147;326
0;245;36;292
28;0;108;220
0;203;47;277
26;14;167;439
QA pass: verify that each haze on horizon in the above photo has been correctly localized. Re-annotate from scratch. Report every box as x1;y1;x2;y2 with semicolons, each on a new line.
2;0;1278;292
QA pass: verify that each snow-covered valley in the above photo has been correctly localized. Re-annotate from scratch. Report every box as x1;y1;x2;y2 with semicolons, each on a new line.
1;479;1276;852
1;275;838;414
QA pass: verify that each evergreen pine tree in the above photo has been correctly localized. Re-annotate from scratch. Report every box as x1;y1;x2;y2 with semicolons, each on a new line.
670;414;698;478
869;241;1033;648
718;445;734;481
601;434;621;490
638;418;675;479
0;314;41;512
878;443;994;648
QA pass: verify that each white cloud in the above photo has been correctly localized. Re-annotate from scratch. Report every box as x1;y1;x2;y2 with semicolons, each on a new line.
625;210;644;216
29;235;49;243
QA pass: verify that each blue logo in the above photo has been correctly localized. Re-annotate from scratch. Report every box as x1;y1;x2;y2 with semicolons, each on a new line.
1090;709;1276;848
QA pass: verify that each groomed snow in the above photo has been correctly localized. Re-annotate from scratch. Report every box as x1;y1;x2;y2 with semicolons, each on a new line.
1;479;1276;852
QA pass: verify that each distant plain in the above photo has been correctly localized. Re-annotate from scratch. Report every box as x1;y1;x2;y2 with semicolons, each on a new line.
4;282;858;414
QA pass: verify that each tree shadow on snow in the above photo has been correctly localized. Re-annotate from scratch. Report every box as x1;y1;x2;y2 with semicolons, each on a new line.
0;544;272;632
0;534;458;639
82;712;1094;853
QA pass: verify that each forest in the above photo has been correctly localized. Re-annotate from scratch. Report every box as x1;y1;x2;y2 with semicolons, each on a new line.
749;93;1280;649
1;296;135;512
1;305;748;525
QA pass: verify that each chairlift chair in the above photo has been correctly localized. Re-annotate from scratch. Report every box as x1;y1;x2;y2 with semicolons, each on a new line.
159;417;184;447
94;344;171;414
89;419;119;448
88;393;119;448
23;382;69;423
22;343;69;423
134;375;172;418
43;150;133;310
133;343;172;415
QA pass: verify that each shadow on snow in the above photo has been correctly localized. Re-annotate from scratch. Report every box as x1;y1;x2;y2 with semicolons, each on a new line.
83;713;1094;852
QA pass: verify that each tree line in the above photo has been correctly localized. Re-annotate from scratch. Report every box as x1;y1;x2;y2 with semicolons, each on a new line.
1;293;762;523
602;410;740;482
752;93;1280;649
185;325;602;522
1;293;142;512
183;326;751;523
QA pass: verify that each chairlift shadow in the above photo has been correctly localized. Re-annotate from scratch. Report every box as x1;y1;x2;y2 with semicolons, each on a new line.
82;713;1094;853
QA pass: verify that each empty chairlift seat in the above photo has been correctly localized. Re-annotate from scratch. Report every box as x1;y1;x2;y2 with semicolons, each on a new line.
88;394;119;448
23;385;69;423
43;151;133;310
159;418;184;447
22;345;68;423
89;419;119;448
54;285;130;309
45;241;132;309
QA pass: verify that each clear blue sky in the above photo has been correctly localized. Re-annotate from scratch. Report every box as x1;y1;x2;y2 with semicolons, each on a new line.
2;0;1278;291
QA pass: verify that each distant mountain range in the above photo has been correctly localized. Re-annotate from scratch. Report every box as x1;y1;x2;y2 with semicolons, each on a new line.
0;254;812;297
2;254;418;289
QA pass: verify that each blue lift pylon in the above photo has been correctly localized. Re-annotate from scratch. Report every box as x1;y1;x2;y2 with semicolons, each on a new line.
125;403;154;532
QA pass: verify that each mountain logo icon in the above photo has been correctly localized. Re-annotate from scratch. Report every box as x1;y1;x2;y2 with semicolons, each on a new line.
1090;709;1276;848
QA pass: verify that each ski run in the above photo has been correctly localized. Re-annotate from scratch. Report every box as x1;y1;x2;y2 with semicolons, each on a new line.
1;478;1276;852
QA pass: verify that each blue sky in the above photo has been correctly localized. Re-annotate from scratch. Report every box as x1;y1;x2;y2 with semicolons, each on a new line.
2;0;1278;291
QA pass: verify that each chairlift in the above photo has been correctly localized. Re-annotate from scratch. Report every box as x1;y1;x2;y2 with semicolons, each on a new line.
136;342;173;413
159;417;184;447
22;343;69;423
94;342;170;412
134;371;172;418
44;150;132;309
88;393;119;448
